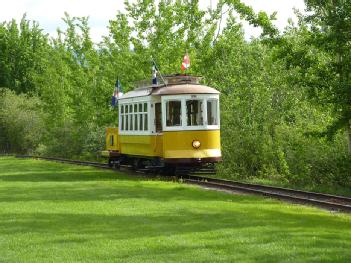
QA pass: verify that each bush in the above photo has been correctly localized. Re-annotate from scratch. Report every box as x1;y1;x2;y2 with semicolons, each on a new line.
0;88;45;154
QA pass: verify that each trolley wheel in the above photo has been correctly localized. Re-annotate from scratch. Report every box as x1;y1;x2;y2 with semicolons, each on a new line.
108;158;120;169
108;159;114;168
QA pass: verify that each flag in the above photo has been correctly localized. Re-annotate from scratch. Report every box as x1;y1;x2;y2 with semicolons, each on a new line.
152;61;158;85
111;78;123;107
181;51;190;71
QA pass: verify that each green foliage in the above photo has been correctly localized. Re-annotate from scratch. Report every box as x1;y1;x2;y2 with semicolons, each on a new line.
0;88;45;153
0;15;48;94
225;0;278;37
0;0;349;189
273;1;351;149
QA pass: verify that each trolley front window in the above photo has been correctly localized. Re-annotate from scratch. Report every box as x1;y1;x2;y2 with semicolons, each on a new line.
207;99;218;125
186;99;204;126
166;100;182;126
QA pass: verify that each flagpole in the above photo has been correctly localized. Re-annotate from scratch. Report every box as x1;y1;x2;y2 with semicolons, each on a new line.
181;49;190;76
151;57;167;86
185;49;188;76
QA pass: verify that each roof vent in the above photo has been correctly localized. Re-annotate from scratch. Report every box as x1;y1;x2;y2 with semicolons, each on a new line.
134;74;202;89
164;74;201;85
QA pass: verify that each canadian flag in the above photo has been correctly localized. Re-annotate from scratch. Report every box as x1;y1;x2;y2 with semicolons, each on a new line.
181;52;190;71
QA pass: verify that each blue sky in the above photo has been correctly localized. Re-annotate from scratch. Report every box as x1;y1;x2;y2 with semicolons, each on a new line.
0;0;306;42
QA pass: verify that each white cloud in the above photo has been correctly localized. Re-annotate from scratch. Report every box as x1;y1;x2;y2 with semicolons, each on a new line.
0;0;306;42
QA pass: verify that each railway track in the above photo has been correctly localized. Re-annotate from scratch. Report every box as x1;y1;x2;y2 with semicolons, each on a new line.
16;155;110;169
183;175;351;213
16;155;351;213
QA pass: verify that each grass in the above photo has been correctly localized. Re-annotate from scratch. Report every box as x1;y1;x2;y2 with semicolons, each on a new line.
0;157;350;262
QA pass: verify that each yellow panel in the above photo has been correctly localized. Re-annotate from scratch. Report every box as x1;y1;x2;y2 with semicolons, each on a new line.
163;130;221;159
119;134;163;157
106;128;119;151
155;134;163;156
116;130;220;159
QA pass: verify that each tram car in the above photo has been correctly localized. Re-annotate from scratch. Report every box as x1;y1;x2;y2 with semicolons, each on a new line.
101;74;221;174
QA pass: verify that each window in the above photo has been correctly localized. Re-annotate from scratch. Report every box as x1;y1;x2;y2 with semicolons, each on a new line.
139;103;143;131
186;99;203;126
134;104;138;130
119;102;148;132
155;103;162;132
121;106;124;131
129;104;133;130
143;103;148;130
109;135;114;146
207;99;218;125
166;100;181;126
125;105;129;131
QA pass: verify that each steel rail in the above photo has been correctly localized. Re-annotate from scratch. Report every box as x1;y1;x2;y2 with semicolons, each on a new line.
183;175;351;213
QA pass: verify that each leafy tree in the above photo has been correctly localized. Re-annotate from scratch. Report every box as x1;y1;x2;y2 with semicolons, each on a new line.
275;1;351;153
0;15;48;94
0;88;45;153
0;1;349;189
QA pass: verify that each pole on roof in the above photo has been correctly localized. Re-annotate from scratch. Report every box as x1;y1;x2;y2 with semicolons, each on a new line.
151;57;167;86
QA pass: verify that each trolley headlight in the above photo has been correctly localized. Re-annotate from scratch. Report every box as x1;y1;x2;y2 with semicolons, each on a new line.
192;140;201;149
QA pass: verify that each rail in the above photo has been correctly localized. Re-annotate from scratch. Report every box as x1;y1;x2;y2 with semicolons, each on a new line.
183;175;351;213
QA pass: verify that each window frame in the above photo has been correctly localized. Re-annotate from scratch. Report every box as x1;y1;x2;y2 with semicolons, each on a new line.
118;98;151;135
165;99;183;128
206;98;219;126
161;94;220;131
185;98;205;127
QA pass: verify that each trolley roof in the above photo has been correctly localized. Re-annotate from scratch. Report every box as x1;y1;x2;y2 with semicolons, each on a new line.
119;75;220;100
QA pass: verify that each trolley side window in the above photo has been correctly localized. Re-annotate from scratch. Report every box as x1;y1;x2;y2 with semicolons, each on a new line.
129;104;133;130
125;104;129;131
186;99;204;126
207;99;218;125
134;104;138;130
166;100;182;126
109;134;114;146
120;105;124;131
139;103;143;131
155;103;162;132
143;102;148;130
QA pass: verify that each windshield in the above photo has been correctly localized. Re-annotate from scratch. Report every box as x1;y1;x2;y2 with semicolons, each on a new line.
207;99;218;125
163;96;219;130
166;100;182;126
186;99;204;126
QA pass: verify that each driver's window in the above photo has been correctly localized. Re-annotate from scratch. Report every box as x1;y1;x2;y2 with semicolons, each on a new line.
186;99;204;126
155;103;162;132
166;100;182;126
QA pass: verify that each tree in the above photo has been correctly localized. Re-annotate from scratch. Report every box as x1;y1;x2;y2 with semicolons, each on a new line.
0;15;48;94
0;88;45;153
275;1;351;153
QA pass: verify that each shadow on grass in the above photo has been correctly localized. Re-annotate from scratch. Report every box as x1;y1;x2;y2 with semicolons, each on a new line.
0;182;236;202
0;209;349;241
0;158;246;202
0;209;350;261
0;169;131;182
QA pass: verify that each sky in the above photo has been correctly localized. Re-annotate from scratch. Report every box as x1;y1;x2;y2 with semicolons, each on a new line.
0;0;306;42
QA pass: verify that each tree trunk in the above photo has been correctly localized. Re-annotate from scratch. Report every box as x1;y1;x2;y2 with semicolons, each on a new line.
347;120;351;154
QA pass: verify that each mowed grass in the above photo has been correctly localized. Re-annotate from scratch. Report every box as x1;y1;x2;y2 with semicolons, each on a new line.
0;157;350;263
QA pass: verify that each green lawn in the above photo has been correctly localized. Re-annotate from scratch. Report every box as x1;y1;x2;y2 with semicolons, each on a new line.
0;157;350;262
